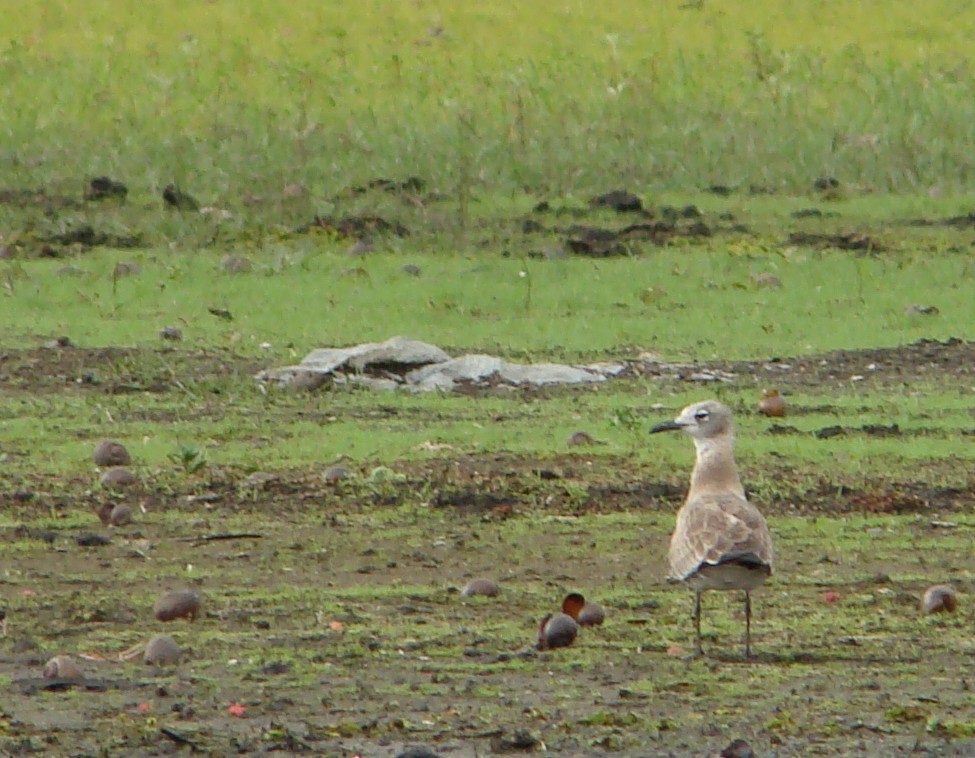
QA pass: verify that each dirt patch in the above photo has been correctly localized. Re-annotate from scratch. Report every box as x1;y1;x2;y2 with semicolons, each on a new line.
295;214;410;238
639;336;975;389
0;346;266;394
786;230;884;252
2;456;974;757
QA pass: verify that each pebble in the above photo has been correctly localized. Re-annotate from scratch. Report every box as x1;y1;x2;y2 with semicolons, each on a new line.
460;578;500;598
220;254;252;273
567;431;596;447
109;503;133;526
144;635;182;666
112;261;142;278
100;467;137;488
93;439;131;467
42;655;83;680
154;590;202;622
537;612;578;650
323;464;351;482
921;584;958;615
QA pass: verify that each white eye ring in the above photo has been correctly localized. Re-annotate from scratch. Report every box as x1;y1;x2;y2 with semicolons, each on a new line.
694;410;709;421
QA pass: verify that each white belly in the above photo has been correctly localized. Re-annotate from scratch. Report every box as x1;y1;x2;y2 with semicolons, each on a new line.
684;562;770;591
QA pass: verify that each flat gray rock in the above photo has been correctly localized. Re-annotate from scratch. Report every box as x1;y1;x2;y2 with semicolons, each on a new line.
406;354;505;386
303;336;449;373
257;336;448;386
258;338;625;393
499;361;605;385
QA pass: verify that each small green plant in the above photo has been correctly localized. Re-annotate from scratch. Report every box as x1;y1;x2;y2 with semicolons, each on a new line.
169;444;208;474
610;407;641;429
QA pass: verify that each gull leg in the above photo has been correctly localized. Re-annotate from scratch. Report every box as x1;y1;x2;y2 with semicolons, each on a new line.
694;591;703;656
744;591;752;659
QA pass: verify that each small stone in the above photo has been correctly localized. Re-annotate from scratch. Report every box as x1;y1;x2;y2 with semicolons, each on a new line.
94;439;131;467
112;261;142;278
562;592;606;626
0;245;15;259
100;467;137;488
42;655;83;680
347;238;375;256
109;503;133;526
460;578;500;598
721;739;755;758
144;635;182;666
154;590;201;622
163;184;199;211
220;254;252;273
199;206;233;221
921;584;958;615
905;304;939;316
44;336;75;348
567;430;596;447
323;465;351;482
752;272;782;288
56;265;85;277
85;176;128;201
758;389;786;418
291;371;328;392
401;264;422;277
394;749;443;758
578;603;606;626
244;471;278;489
76;533;111;547
537;612;578;650
160;326;183;341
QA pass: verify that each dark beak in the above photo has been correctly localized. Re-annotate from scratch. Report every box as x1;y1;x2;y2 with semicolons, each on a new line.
650;420;684;434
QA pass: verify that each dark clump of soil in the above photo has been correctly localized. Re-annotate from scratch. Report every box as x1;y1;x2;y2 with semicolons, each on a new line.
362;176;426;194
0;346;266;395
0;187;81;211
791;207;839;219
787;231;883;252
813;176;841;191
85;176;128;201
162;183;200;211
297;214;409;238
849;490;928;514
588;189;645;213
565;226;628;256
564;216;716;257
431;488;519;515
39;224;143;251
908;210;975;228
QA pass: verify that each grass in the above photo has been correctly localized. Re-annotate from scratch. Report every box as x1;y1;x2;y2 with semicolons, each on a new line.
4;208;974;357
4;2;975;195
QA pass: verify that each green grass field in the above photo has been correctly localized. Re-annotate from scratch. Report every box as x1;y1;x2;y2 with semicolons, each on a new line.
4;1;975;195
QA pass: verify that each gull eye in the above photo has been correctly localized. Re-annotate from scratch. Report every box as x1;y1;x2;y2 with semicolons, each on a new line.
694;410;710;421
